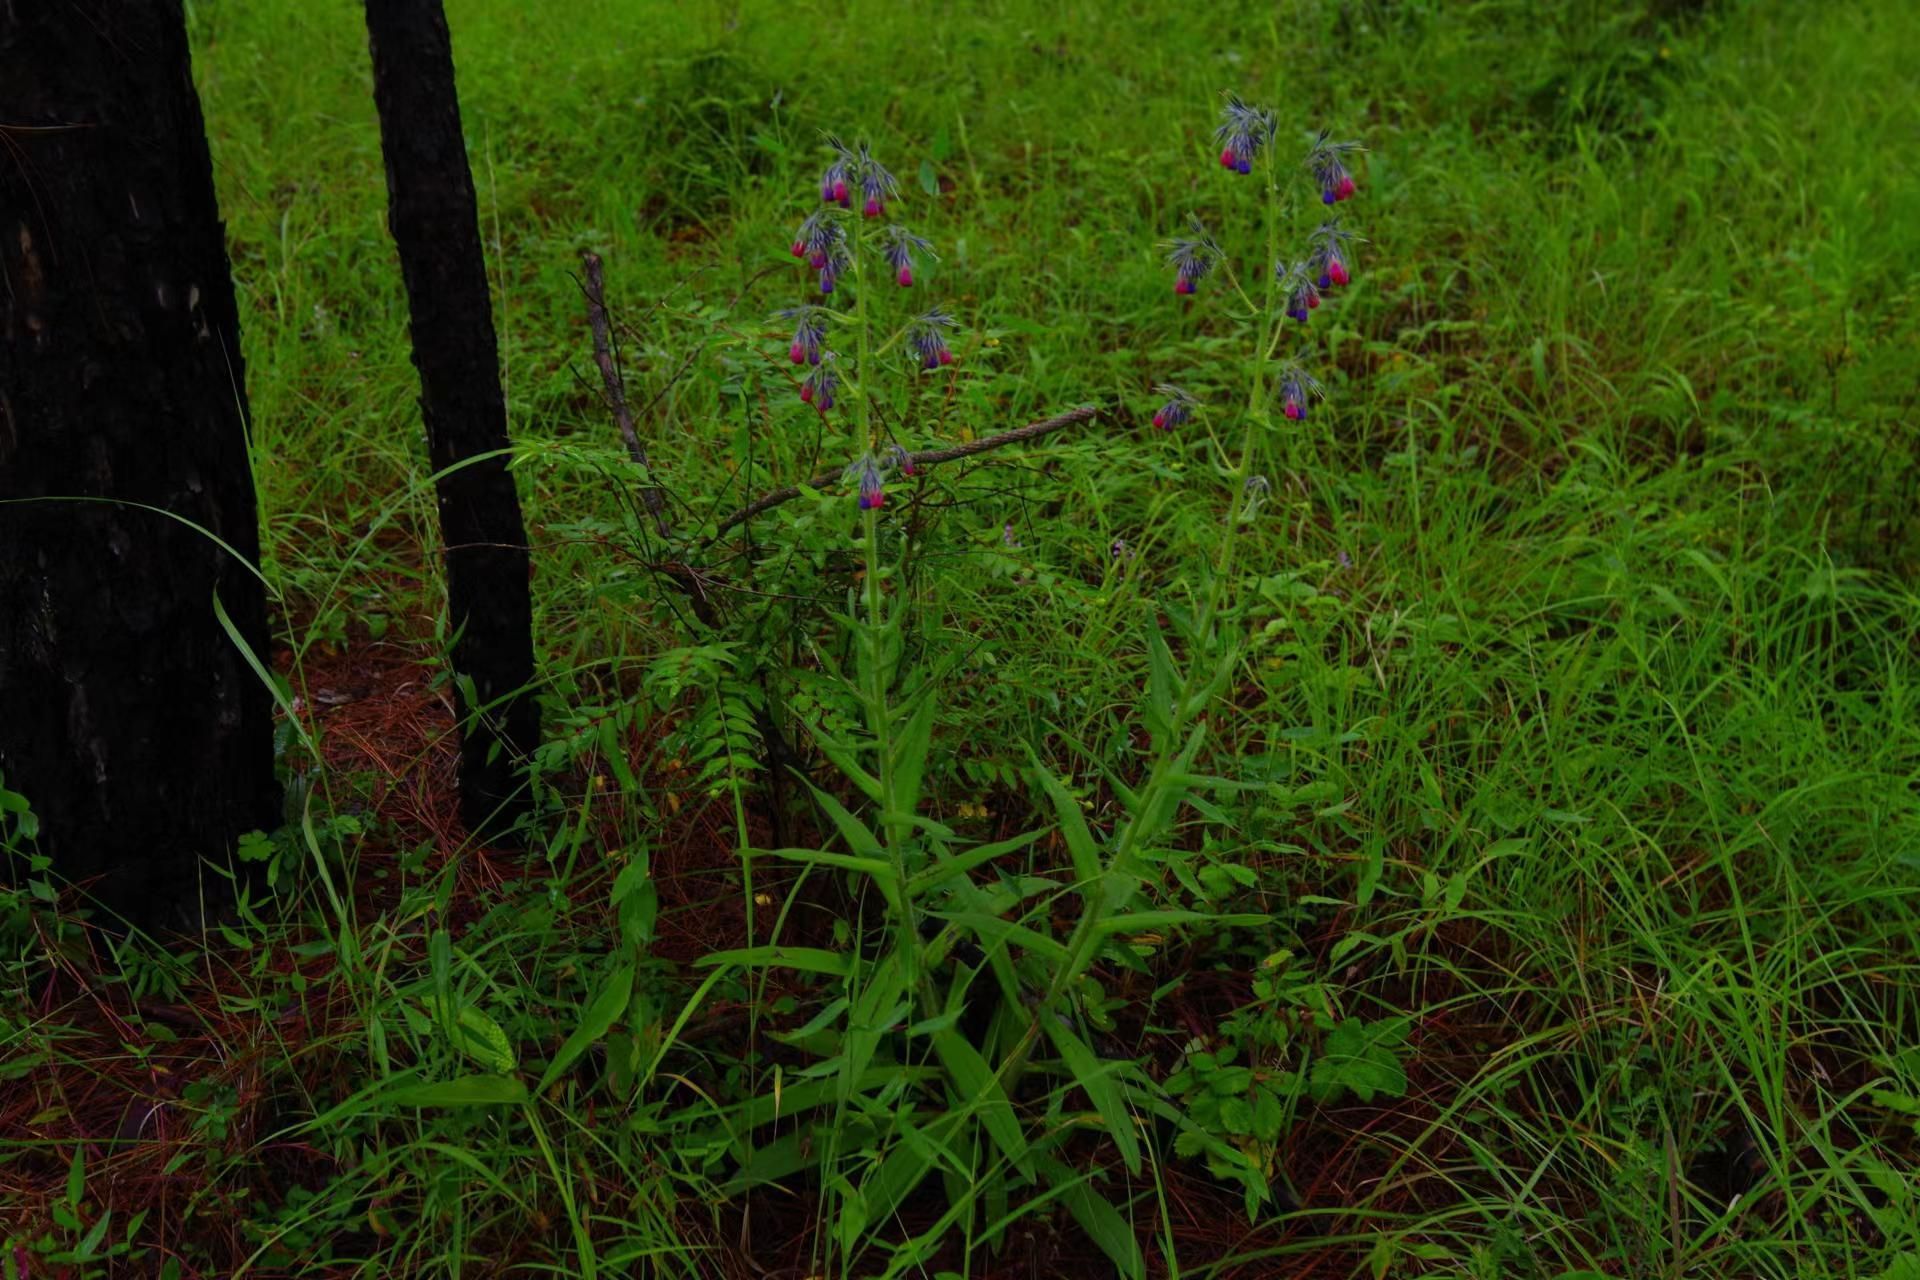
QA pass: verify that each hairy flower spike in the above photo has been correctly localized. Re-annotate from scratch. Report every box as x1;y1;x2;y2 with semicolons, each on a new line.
1151;383;1198;431
792;209;836;265
908;308;957;370
1278;262;1320;323
1307;132;1362;204
800;355;839;411
1277;362;1325;422
1215;94;1276;176
819;135;857;207
1310;220;1361;289
1164;216;1221;296
845;452;886;510
882;226;934;288
779;305;829;366
857;143;900;219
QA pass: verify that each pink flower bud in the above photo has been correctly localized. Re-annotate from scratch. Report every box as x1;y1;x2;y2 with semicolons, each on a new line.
897;266;913;287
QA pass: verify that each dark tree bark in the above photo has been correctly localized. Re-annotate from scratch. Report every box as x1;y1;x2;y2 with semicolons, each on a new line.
0;1;278;923
364;0;538;841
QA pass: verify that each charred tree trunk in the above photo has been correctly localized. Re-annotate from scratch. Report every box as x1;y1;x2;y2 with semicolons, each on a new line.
0;1;278;923
364;0;538;841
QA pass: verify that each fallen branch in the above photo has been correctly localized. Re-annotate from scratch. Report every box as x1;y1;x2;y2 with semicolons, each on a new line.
706;403;1106;544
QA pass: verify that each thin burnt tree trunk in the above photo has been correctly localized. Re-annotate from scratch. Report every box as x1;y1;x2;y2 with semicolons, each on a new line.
364;0;538;841
0;1;278;924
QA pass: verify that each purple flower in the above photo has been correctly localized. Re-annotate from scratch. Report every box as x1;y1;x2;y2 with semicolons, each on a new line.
1277;363;1324;422
1164;216;1220;296
779;305;828;366
819;135;857;207
791;209;836;265
882;226;934;288
1110;537;1133;561
888;443;917;477
1214;94;1275;176
1310;220;1361;289
1307;132;1362;204
909;308;957;370
800;355;839;411
857;142;900;219
1001;521;1020;548
818;240;853;295
793;213;851;294
845;452;886;510
1151;383;1197;431
1278;262;1320;322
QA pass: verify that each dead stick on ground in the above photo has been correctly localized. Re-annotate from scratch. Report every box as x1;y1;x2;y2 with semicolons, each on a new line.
706;404;1106;544
580;249;670;536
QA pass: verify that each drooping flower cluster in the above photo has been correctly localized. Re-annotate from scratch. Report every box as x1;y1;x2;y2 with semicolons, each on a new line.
908;308;957;370
1277;363;1324;421
801;355;839;411
1215;94;1277;175
1308;132;1362;205
1164;217;1221;296
1151;384;1197;431
790;210;852;295
1310;220;1359;289
882;226;934;288
845;452;888;510
818;136;902;219
1279;262;1321;323
782;306;829;365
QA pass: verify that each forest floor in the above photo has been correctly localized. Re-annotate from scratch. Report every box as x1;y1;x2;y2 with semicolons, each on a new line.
6;1;1920;1277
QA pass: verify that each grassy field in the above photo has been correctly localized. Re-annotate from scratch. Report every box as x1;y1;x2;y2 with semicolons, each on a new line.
5;0;1920;1276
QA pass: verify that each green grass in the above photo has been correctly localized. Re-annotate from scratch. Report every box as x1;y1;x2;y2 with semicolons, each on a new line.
5;0;1920;1276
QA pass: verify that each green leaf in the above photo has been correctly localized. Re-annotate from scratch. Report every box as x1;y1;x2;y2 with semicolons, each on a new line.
908;828;1044;895
387;1074;527;1108
1029;757;1103;896
694;946;849;977
537;962;634;1093
1045;1017;1141;1174
918;158;939;197
1036;1155;1145;1279
892;692;937;815
1310;1018;1410;1104
807;781;886;858
931;1028;1031;1176
453;1004;517;1074
66;1144;85;1210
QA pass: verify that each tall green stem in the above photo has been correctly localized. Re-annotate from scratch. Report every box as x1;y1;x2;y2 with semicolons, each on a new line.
1000;149;1281;1082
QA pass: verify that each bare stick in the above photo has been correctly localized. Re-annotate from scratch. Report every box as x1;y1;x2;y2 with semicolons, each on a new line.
706;404;1105;544
580;249;669;535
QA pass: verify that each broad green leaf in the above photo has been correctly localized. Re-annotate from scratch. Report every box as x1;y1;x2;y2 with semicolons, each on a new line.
891;692;938;817
931;1028;1031;1176
1045;1017;1141;1174
537;962;634;1093
807;781;886;858
1029;757;1104;895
